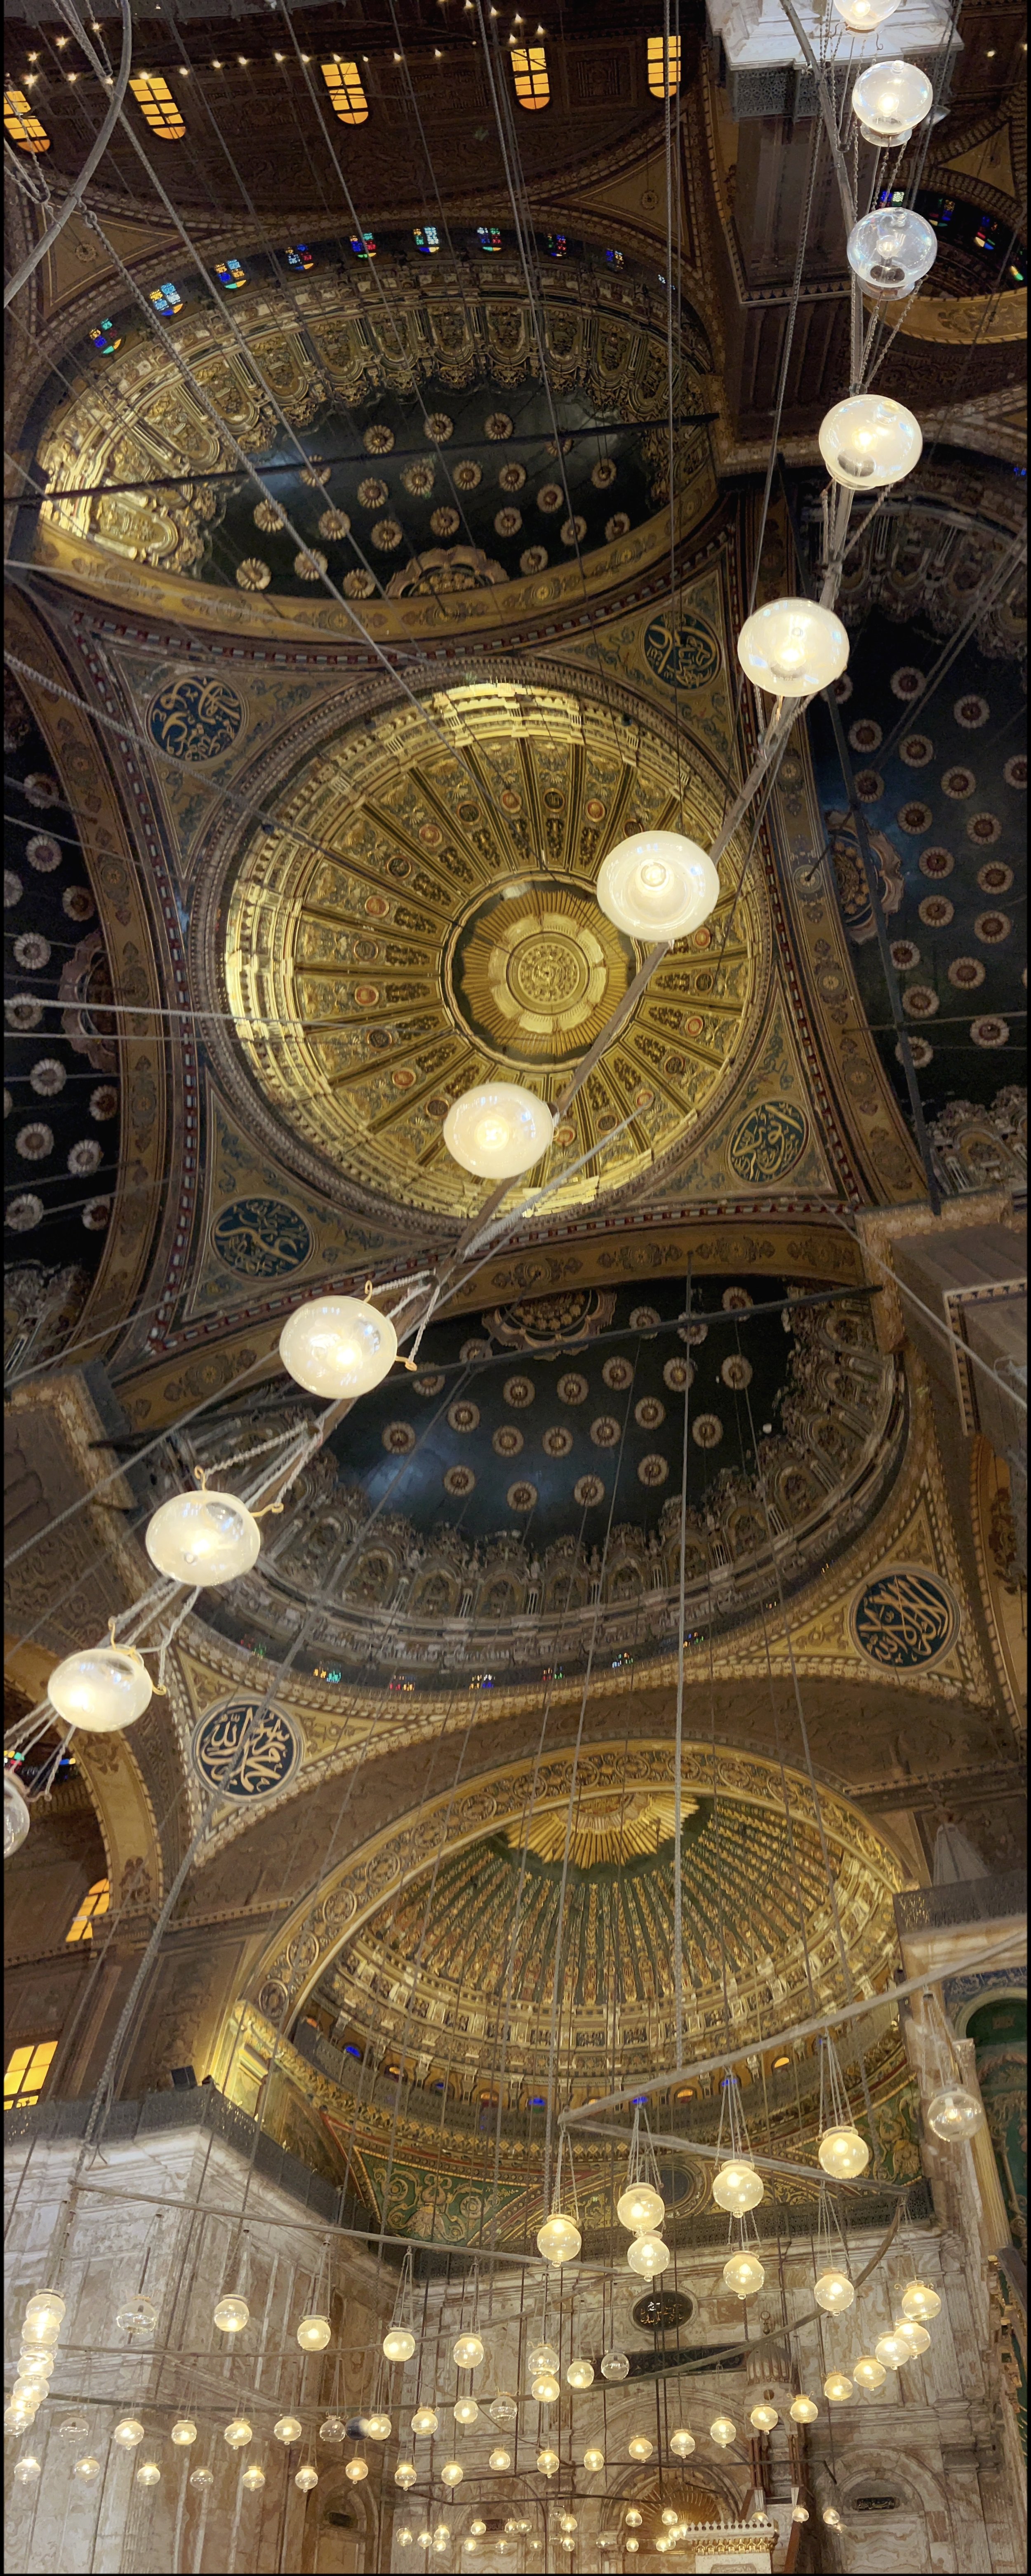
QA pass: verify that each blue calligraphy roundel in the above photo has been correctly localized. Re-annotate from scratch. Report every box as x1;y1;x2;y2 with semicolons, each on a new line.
191;1698;304;1802
850;1568;959;1671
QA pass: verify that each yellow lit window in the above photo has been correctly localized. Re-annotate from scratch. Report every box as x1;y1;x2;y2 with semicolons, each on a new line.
4;2040;58;2108
4;84;51;152
66;1878;111;1945
646;34;681;97
129;73;185;139
512;45;549;110
321;59;368;125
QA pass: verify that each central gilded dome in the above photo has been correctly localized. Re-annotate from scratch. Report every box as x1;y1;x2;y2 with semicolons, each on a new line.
224;681;767;1217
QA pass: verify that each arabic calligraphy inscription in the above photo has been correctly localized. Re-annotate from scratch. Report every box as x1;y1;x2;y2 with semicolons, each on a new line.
727;1100;807;1185
850;1569;959;1671
191;1699;304;1801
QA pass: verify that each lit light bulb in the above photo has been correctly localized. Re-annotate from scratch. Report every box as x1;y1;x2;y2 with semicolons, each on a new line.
384;2327;417;2361
441;2461;464;2487
320;2416;346;2442
626;2230;670;2277
24;2292;65;2335
823;2372;852;2404
113;2420;145;2449
847;207;937;296
452;2333;484;2369
47;1645;152;1734
224;2419;252;2449
583;2443;605;2470
894;2317;930;2355
927;2085;984;2140
661;2508;678;2527
242;2465;266;2491
274;2417;302;2444
16;2352;54;2383
363;2411;391;2440
791;2503;810;2523
616;2183;665;2232
818;393;921;490
536;2446;559;2476
596;830;719;941
213;2295;250;2334
853;2354;887;2389
489;2395;518;2424
531;2372;560;2403
901;2280;941;2322
723;2251;765;2299
852;56;932;145
789;2394;819;2423
279;1294;398;1398
560;2512;578;2532
814;2268;855;2313
489;2447;512;2472
295;2464;319;2491
527;2342;558;2375
626;2545;639;2557
711;2160;764;2214
566;2357;594;2389
833;0;902;24
145;1489;261;1585
296;2314;331;2352
710;2414;737;2447
824;2505;843;2528
536;2212;581;2266
74;2456;102;2483
137;2462;161;2487
345;2457;368;2482
626;2510;643;2527
115;2297;158;2336
189;2466;214;2490
396;2462;417;2488
875;2331;912;2371
453;2397;478;2425
445;1084;554;1180
171;2420;198;2445
738;598;848;697
412;2409;439;2438
600;2350;629;2380
818;2124;870;2179
750;2402;779;2430
13;2457;40;2484
670;2427;696;2456
627;2433;653;2461
5;1769;30;1858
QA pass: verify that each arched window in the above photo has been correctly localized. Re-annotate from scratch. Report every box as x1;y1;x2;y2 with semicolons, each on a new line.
66;1878;110;1944
129;73;186;141
511;45;549;110
89;320;123;355
322;59;368;125
4;85;50;152
4;2040;57;2107
646;34;681;97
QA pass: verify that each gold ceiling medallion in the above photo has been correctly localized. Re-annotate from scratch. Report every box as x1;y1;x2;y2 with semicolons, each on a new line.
444;874;634;1070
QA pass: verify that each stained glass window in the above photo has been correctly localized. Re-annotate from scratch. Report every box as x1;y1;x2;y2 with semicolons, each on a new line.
4;85;50;152
646;34;681;97
322;59;368;125
4;2040;58;2108
149;282;183;315
512;45;549;110
66;1878;111;1944
89;320;122;354
129;73;186;140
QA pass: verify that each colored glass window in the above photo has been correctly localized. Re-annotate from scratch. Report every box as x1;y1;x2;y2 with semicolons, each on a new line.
66;1878;111;1945
129;73;185;140
476;226;501;254
512;45;549;110
322;59;368;125
350;233;377;259
149;282;183;315
413;226;440;254
646;34;681;96
4;85;50;152
4;2040;58;2107
606;247;624;268
547;234;567;259
287;244;314;270
89;320;122;354
215;259;247;290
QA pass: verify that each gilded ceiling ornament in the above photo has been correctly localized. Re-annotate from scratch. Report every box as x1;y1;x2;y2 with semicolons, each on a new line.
492;1425;523;1457
301;458;332;487
591;458;617;489
148;675;245;762
343;569;376;597
294;549;328;581
637;1454;668;1486
541;1427;573;1459
919;846;953;878
499;461;526;493
503;1376;535;1409
26;836;61;871
721;1354;753;1390
318;508;352;539
590;1416;620;1448
7;1193;43;1230
425;412;454;442
977;863;1013;895
692;1414;723;1448
401;461;435;497
235;557;271;590
485;412;513;440
357;477;389;509
560;515;587;547
635;1397;665;1430
919;896;953;928
371;519;403;552
557;1373;588;1405
430;505;460;538
494;508;523;537
605;512;631;541
971;1018;1010;1047
663;1357;691;1392
723;1288;753;1311
443;1464;475;1496
520;545;548;573
253;498;285;532
363;424;395;454
574;1474;605;1507
602;1356;633;1391
454;461;482;491
507;1481;538;1511
536;483;563;512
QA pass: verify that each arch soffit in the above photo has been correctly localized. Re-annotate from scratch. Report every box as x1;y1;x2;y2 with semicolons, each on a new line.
3;1635;165;1912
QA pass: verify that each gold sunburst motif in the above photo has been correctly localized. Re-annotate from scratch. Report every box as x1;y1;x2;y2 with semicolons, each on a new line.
445;877;633;1069
508;1789;700;1869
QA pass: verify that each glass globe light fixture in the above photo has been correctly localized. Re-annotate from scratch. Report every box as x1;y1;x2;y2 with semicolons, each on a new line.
852;57;932;145
489;2447;512;2473
345;2458;368;2483
527;2341;558;2374
295;2464;319;2492
566;2357;594;2389
670;2427;696;2457
47;1645;152;1735
384;2325;417;2362
273;2417;302;2445
59;2417;89;2446
189;2466;214;2490
171;2421;198;2446
847;206;937;296
452;2333;484;2369
412;2408;439;2438
833;0;902;24
113;2420;145;2449
723;2251;765;2299
74;2457;102;2483
441;2462;464;2488
875;2330;912;2371
11;2381;42;2409
750;2402;779;2431
896;2316;931;2355
470;2522;487;2539
445;1084;553;1182
559;2512;578;2532
583;2443;605;2470
319;2416;346;2442
627;2433;653;2461
137;2462;161;2487
626;2230;670;2277
789;2395;819;2423
824;2506;843;2529
531;2371;560;2404
279;1294;398;1399
600;2350;630;2380
901;2280;942;2322
814;2268;855;2314
363;2411;391;2441
241;2465;266;2492
13;2456;41;2484
711;2160;764;2214
145;1490;261;1586
224;2419;252;2449
396;2462;417;2488
818;394;922;491
661;2508;679;2527
537;2210;581;2266
596;830;719;943
791;2503;810;2524
823;2373;852;2404
453;2397;478;2426
626;2544;639;2557
5;1769;31;1859
737;598;848;698
489;2395;518;2425
296;2314;331;2353
626;2510;643;2529
710;2414;737;2448
116;2296;158;2336
16;2352;54;2383
818;2123;869;2179
212;2294;249;2334
616;2181;666;2231
536;2447;559;2476
927;2084;984;2140
23;2291;65;2337
852;2355;887;2390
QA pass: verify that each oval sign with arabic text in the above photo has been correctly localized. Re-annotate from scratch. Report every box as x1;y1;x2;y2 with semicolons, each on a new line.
191;1698;304;1803
849;1568;959;1671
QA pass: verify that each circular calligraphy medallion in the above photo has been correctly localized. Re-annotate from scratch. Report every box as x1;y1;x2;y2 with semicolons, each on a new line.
444;874;634;1073
850;1568;959;1671
727;1101;807;1186
213;1197;313;1280
148;677;245;762
191;1699;304;1802
643;614;722;691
